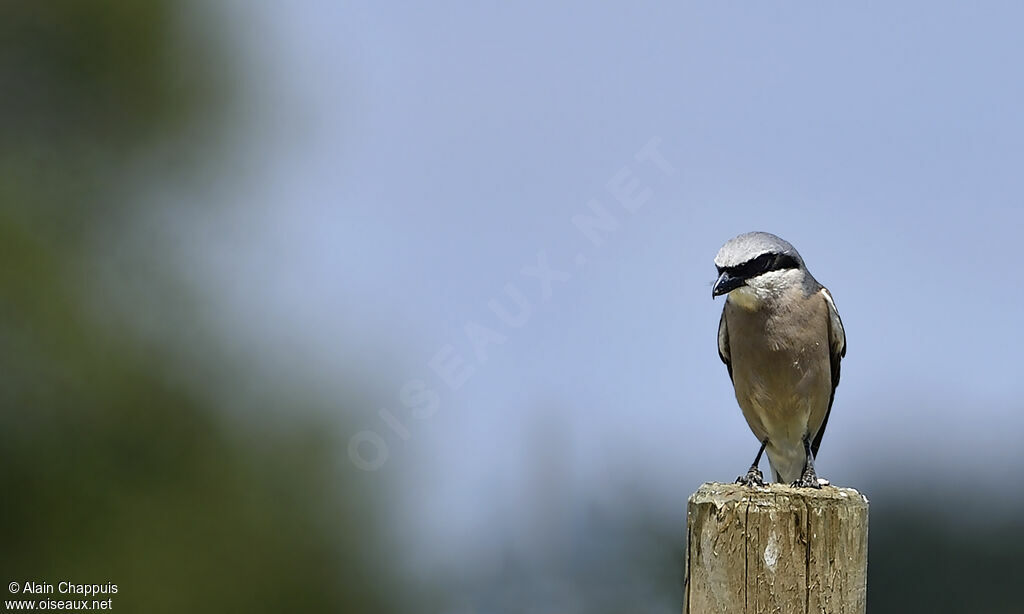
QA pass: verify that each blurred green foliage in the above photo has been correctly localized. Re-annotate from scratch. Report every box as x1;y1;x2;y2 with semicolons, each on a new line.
1;2;221;236
868;500;1024;614
0;3;394;611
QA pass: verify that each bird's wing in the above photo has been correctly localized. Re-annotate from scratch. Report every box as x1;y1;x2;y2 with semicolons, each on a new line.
718;306;733;381
811;287;846;457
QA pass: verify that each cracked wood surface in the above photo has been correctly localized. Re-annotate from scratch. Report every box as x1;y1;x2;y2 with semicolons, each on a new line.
684;482;869;614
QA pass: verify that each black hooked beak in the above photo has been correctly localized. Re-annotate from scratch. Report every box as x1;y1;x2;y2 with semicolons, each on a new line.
712;270;745;298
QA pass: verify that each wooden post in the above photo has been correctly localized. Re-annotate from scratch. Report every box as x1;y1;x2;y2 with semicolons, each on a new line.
684;482;869;614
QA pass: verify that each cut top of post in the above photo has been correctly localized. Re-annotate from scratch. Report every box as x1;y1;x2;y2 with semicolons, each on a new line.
688;481;869;509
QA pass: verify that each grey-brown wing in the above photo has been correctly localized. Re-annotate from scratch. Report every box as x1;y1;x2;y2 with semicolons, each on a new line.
718;307;732;381
811;287;846;458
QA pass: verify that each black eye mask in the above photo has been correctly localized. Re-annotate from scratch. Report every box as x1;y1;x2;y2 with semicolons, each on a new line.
718;252;799;281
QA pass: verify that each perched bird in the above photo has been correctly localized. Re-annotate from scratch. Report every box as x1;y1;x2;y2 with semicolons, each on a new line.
713;232;846;488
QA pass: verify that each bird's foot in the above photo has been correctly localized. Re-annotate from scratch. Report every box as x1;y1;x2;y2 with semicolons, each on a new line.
791;467;826;489
736;467;765;487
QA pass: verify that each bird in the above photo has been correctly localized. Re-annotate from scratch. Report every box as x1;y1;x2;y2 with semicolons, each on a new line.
712;231;846;488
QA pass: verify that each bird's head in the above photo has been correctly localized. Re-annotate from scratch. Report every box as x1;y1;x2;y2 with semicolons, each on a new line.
712;232;806;302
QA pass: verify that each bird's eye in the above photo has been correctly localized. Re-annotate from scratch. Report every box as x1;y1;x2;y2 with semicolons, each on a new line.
772;254;799;271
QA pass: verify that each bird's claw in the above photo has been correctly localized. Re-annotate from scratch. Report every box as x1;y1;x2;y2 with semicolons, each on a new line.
736;467;765;487
791;468;826;489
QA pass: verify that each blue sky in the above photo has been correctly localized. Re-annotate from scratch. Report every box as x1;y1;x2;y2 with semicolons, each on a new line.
173;0;1024;571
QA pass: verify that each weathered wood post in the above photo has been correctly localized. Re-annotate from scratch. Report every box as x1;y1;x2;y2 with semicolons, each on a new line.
684;482;869;614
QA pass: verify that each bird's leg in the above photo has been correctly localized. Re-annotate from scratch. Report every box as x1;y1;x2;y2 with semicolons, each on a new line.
736;439;767;487
792;435;826;489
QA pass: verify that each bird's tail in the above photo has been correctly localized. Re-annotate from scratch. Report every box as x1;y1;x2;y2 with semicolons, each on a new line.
767;448;806;485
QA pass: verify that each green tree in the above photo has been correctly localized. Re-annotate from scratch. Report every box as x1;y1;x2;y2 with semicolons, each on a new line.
1;3;397;611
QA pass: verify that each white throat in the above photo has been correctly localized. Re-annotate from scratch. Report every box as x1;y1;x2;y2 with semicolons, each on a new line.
727;286;763;311
726;268;804;311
